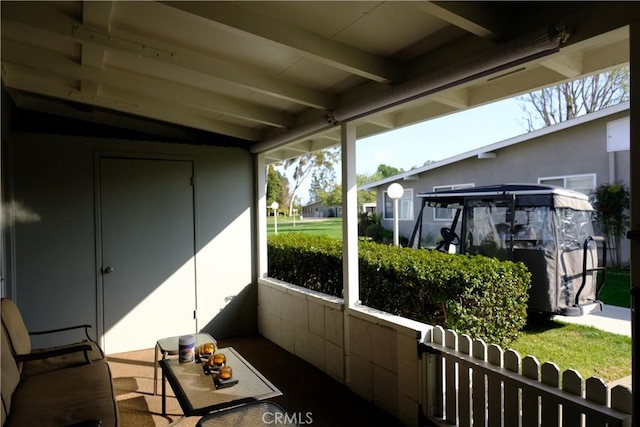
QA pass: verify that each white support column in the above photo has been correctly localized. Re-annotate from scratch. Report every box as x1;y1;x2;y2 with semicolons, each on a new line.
342;123;359;307
341;122;358;386
255;153;268;278
628;20;639;418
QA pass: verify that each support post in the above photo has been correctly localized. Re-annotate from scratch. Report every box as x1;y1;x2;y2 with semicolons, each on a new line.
341;122;358;387
255;153;268;278
628;20;639;421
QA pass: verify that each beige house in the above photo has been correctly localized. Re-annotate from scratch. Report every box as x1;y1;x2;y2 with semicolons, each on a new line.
362;102;631;264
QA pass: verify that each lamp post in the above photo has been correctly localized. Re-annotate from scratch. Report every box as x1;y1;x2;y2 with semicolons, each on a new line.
270;201;279;235
387;183;404;247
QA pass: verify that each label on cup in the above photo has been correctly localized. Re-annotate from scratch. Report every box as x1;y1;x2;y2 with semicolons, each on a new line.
179;335;195;363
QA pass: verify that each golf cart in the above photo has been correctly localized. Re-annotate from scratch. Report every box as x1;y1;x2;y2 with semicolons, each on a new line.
408;184;606;316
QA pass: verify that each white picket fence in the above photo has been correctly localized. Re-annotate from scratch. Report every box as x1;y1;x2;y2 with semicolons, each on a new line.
420;326;632;427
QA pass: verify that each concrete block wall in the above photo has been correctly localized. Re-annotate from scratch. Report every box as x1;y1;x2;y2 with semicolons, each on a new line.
258;278;432;426
257;278;345;383
347;306;431;427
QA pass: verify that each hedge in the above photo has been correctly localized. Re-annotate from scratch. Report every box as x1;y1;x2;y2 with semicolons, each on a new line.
267;233;531;346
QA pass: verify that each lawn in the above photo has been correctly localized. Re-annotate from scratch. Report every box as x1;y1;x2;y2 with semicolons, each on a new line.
599;268;631;308
509;268;632;383
266;216;631;382
509;319;631;382
267;217;343;239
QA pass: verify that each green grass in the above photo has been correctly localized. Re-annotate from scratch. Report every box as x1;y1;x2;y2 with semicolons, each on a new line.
510;319;631;382
599;268;631;308
265;217;631;381
267;217;343;239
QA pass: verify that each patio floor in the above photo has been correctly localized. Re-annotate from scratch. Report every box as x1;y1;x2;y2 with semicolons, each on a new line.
107;334;409;427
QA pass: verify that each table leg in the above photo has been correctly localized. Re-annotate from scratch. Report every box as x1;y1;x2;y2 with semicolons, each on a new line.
154;343;159;396
162;360;167;416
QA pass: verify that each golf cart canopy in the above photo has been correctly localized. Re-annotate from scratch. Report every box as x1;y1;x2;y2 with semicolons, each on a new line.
416;184;594;211
410;183;605;316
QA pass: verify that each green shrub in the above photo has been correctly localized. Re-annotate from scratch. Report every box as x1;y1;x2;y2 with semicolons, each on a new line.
268;234;531;346
268;233;343;296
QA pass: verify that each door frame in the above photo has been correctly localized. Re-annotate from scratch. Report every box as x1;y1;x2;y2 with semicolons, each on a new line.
93;151;199;350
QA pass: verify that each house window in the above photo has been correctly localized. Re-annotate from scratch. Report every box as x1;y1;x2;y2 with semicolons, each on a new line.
383;188;413;221
433;183;474;221
538;174;596;195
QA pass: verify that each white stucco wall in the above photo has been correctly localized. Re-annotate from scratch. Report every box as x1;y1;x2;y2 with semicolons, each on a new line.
376;108;631;264
6;132;255;349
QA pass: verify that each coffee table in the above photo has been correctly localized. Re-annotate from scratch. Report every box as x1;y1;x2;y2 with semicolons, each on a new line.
196;401;298;427
159;346;282;423
154;333;216;396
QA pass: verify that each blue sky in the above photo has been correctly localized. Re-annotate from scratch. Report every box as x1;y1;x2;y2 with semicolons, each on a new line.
355;97;530;175
287;96;532;204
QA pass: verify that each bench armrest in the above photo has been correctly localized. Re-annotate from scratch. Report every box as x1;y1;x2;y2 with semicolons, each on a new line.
15;342;93;363
29;324;95;341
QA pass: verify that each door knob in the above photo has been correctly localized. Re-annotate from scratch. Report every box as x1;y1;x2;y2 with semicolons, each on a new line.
102;266;114;274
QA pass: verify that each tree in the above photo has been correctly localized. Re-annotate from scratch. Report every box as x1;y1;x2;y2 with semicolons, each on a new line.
284;148;339;216
519;67;629;131
357;174;376;205
374;164;404;180
591;182;630;268
316;184;342;209
315;174;377;209
266;165;283;207
308;156;338;204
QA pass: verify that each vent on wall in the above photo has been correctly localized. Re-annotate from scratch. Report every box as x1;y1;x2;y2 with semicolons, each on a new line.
478;152;497;159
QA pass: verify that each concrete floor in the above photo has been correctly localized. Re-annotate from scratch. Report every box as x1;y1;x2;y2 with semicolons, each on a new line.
108;334;409;427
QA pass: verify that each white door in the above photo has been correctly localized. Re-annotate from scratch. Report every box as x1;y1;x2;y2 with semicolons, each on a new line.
100;157;196;354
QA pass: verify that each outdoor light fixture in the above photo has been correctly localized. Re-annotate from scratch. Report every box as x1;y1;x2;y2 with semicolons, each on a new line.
270;201;279;235
387;183;404;247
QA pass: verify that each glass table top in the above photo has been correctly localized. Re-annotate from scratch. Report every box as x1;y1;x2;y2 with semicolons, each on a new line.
196;402;298;427
160;347;282;416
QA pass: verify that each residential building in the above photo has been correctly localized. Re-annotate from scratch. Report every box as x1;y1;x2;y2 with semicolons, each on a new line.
361;103;631;264
302;201;342;218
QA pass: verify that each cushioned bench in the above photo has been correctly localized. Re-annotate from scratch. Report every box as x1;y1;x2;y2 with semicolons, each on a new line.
1;299;105;377
1;299;119;426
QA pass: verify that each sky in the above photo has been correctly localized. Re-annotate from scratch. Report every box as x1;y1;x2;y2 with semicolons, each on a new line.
288;96;532;204
355;97;530;175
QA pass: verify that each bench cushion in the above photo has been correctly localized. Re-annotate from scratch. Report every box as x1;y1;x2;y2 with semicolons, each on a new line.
1;328;20;422
0;299;31;355
4;362;119;427
1;299;105;377
20;341;106;377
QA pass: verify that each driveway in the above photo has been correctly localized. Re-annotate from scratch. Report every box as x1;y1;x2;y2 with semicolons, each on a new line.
552;304;631;337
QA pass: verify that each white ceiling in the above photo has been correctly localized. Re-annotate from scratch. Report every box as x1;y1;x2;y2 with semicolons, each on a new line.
2;1;639;164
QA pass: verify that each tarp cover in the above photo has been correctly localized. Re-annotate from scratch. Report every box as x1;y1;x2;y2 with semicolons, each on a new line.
413;184;600;314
